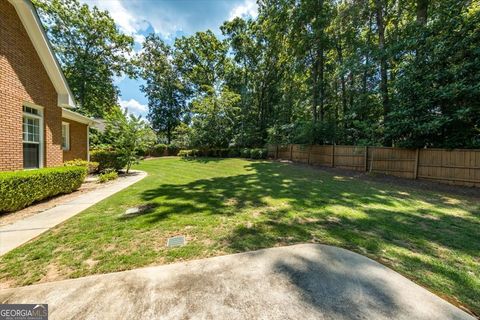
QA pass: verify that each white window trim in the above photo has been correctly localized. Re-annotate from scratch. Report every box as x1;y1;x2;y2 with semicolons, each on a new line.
62;122;70;151
22;102;44;168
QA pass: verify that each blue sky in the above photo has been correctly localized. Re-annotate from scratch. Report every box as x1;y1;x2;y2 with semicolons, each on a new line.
80;0;258;117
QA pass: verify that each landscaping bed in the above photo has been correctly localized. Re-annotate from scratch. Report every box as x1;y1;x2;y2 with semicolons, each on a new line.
0;157;478;315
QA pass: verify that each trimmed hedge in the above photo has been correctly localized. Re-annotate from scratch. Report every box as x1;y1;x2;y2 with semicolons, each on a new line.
148;144;180;157
64;159;99;174
90;149;127;172
0;166;87;212
178;147;267;159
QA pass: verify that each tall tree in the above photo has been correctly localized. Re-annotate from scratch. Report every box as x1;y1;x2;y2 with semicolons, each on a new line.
137;35;187;144
374;0;391;146
33;0;134;117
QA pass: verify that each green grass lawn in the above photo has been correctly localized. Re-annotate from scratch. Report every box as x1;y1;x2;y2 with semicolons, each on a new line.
1;157;479;313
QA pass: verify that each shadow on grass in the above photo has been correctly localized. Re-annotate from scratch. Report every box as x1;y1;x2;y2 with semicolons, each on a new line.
137;161;479;313
180;157;226;164
138;162;479;254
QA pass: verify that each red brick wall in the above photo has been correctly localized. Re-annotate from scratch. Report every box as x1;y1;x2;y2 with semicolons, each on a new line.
0;0;63;171
62;118;88;161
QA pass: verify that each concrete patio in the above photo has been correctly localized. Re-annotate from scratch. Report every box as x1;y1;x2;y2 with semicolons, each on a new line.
0;244;474;320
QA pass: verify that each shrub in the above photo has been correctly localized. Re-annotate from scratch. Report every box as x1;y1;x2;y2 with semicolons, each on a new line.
228;148;241;157
240;148;251;158
178;147;267;159
166;144;180;156
178;149;199;158
90;149;127;172
98;169;118;183
0;166;87;212
151;144;167;156
250;148;268;159
64;159;99;174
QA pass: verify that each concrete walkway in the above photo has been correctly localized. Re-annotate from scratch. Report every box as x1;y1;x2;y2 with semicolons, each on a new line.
0;170;146;255
0;244;474;320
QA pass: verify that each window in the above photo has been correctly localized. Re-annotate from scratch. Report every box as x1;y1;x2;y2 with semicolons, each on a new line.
62;122;70;150
23;105;43;169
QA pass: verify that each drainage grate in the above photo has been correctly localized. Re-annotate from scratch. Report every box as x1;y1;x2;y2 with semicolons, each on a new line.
167;235;185;248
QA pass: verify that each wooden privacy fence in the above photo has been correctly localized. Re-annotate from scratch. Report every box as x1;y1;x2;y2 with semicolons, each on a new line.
266;144;480;188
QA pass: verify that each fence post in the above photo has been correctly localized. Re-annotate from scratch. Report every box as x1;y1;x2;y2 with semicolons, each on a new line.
331;145;335;167
364;146;368;172
413;148;420;179
290;144;293;161
275;144;279;159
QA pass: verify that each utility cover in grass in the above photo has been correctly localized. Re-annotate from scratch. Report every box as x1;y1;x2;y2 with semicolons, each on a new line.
125;207;140;215
167;236;185;248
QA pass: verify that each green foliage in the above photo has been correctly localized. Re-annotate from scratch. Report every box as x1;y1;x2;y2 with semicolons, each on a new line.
240;148;250;158
33;0;134;117
249;148;268;159
103;107;157;172
178;149;198;158
136;34;188;144
0;166;87;212
90;149;127;172
149;144;180;157
63;159;99;174
177;147;267;159
136;0;479;149
97;169;118;183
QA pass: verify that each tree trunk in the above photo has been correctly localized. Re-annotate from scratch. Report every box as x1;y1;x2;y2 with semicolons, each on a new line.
375;0;391;146
336;42;347;133
312;59;319;123
416;0;428;25
319;47;325;122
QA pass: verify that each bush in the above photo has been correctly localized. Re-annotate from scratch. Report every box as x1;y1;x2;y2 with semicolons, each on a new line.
64;159;99;174
166;144;180;156
240;148;251;158
178;149;199;158
0;166;87;212
148;144;180;157
98;169;118;183
90;149;127;172
150;144;167;156
250;148;267;159
227;148;241;157
178;147;267;159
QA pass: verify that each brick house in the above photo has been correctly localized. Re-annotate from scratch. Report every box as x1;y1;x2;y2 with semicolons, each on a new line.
0;0;95;171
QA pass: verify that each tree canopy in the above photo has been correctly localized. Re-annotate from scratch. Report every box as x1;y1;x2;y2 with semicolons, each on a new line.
36;0;480;149
34;0;134;118
139;0;479;149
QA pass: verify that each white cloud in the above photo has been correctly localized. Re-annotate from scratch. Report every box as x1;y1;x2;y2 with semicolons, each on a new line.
80;0;149;45
81;0;182;41
229;0;258;20
118;98;147;116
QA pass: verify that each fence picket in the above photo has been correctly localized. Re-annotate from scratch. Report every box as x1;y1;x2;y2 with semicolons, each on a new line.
268;144;480;187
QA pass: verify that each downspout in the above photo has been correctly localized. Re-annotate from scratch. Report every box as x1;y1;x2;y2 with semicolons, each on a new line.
87;124;90;161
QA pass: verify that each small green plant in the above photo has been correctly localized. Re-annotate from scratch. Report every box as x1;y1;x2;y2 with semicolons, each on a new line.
64;159;99;174
98;169;118;183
